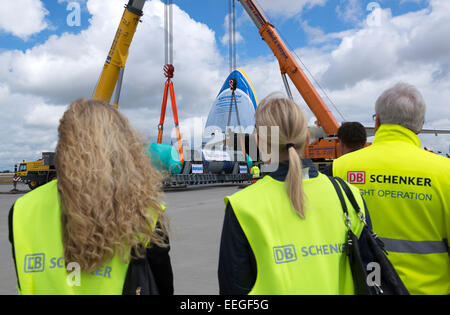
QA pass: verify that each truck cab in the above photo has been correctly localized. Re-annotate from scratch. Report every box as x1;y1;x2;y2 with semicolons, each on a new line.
16;153;56;190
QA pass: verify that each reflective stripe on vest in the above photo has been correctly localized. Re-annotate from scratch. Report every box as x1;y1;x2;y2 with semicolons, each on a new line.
333;124;450;295
380;238;449;255
13;180;130;295
225;174;366;295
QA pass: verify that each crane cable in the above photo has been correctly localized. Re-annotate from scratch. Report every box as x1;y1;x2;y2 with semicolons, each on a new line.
226;0;242;134
226;0;248;165
164;0;174;78
292;48;346;122
225;0;248;165
157;0;184;163
229;0;237;75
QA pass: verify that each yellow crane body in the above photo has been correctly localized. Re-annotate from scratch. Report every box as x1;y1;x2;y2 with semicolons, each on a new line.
93;0;145;107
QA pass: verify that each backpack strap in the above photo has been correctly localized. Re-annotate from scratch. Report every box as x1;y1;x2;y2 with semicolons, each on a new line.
328;177;347;215
328;177;352;229
333;177;367;225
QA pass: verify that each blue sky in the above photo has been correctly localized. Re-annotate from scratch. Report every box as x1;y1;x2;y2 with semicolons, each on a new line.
0;0;449;170
0;0;88;51
0;0;429;60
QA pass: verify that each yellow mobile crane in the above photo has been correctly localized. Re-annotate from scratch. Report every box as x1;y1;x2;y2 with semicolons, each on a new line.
93;0;145;107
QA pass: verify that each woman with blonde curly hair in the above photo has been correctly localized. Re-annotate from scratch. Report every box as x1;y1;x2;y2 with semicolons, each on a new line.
9;99;173;295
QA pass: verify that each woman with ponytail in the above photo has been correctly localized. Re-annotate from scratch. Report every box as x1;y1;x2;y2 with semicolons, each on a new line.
218;94;370;295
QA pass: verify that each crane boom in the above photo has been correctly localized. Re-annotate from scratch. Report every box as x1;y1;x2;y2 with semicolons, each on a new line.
93;0;145;107
238;0;339;135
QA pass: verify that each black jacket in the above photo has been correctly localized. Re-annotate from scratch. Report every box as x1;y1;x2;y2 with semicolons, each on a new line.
218;160;373;295
8;204;173;295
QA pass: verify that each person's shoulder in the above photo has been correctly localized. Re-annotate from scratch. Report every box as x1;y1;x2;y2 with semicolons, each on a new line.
421;150;450;166
15;180;58;206
422;152;450;183
226;176;272;201
339;145;372;160
333;147;372;171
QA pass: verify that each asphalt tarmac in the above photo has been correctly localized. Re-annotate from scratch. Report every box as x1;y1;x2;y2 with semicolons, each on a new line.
0;182;241;295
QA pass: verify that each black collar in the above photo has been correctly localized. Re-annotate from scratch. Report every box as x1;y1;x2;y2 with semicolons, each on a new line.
268;158;319;181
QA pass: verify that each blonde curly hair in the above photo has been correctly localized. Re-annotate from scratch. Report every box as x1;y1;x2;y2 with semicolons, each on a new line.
55;99;167;272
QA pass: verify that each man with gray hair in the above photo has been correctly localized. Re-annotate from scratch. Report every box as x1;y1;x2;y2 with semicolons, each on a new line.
333;83;450;295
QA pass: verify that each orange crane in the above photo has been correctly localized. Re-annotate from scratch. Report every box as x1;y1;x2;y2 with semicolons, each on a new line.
238;0;341;161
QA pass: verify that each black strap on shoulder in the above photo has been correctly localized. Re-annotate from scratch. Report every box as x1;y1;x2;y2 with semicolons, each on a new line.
328;177;348;216
9;203;21;292
333;177;363;216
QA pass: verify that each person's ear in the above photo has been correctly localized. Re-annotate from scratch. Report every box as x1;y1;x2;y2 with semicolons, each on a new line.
416;120;425;135
375;115;381;132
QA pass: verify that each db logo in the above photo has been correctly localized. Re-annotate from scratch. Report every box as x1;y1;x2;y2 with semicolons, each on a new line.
24;254;45;273
273;245;297;264
347;171;366;184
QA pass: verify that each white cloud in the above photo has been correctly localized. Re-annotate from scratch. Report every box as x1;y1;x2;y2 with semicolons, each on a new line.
308;1;450;147
336;0;364;24
57;0;87;3
1;0;450;169
0;0;226;169
220;12;245;47
255;0;327;18
243;0;450;154
1;0;225;108
0;86;62;169
221;31;244;47
321;2;450;90
24;104;67;129
0;0;49;40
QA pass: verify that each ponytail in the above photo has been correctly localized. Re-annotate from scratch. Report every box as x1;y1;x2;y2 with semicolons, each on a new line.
255;93;309;219
286;145;305;219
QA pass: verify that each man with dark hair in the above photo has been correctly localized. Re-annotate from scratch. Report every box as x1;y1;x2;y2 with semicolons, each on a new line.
322;122;367;176
337;122;367;155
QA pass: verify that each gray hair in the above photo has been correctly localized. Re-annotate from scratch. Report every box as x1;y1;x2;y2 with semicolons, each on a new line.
375;83;426;133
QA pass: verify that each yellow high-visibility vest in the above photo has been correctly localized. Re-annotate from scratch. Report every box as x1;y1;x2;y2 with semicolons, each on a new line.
250;166;260;178
13;180;130;295
225;173;365;295
334;124;450;295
